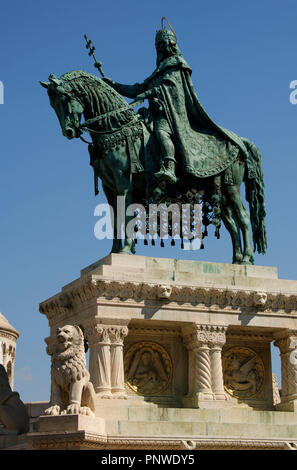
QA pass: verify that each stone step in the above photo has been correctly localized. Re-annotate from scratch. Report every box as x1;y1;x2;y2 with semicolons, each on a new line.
106;418;297;440
96;405;297;426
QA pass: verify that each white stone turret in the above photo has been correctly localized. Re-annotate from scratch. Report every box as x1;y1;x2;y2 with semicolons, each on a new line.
0;312;19;388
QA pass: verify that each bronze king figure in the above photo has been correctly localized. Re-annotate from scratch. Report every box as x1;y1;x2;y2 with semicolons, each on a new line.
40;18;267;265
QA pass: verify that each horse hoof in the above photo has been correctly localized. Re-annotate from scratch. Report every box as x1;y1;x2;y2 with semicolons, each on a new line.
118;248;131;255
240;254;254;265
232;254;243;264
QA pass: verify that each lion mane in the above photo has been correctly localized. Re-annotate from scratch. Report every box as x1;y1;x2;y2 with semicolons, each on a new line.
45;324;95;416
52;327;88;388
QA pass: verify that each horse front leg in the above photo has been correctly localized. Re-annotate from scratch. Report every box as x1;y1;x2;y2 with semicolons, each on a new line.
102;183;122;253
120;185;136;255
112;169;136;255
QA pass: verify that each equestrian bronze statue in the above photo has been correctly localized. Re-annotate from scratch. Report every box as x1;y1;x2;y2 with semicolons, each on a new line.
40;19;267;265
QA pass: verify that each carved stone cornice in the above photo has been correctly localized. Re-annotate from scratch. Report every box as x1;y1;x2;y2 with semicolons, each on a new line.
39;276;297;323
0;330;18;343
27;432;296;450
127;326;180;338
226;330;274;343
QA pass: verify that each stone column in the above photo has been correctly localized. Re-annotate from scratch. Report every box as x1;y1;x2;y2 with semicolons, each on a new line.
87;324;112;397
84;321;128;399
209;327;227;401
110;326;128;397
182;324;227;408
274;330;297;411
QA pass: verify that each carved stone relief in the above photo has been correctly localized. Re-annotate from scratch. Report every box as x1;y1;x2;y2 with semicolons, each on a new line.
222;346;265;399
124;342;172;396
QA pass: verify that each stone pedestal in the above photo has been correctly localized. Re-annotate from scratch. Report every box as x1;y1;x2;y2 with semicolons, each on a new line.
34;254;297;450
27;415;106;450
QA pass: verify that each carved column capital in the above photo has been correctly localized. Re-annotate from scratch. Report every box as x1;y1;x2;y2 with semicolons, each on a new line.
83;323;109;345
109;326;129;346
84;321;128;347
82;320;129;398
182;324;227;350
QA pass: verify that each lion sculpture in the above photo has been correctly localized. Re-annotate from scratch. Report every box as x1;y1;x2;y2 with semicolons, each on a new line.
0;364;29;434
44;325;96;416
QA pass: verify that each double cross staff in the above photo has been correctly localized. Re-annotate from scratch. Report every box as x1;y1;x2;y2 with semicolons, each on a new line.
84;34;105;196
84;33;145;109
83;34;145;196
84;34;105;78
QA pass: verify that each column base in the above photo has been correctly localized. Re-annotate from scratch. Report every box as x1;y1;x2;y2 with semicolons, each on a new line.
96;390;127;400
96;390;113;399
183;392;212;409
213;392;229;401
111;391;127;399
183;392;232;408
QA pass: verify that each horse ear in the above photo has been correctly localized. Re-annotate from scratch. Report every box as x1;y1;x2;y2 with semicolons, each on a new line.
49;74;62;86
40;81;49;89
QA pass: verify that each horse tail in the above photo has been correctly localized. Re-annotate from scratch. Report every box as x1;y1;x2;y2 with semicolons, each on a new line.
241;137;267;255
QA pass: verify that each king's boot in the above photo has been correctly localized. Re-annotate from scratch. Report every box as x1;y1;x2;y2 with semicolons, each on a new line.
155;156;177;184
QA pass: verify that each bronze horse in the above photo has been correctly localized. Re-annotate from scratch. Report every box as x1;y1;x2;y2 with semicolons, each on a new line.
40;70;267;264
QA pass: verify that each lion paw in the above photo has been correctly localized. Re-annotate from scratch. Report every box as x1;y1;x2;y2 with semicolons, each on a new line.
66;403;80;415
79;406;94;416
44;405;61;416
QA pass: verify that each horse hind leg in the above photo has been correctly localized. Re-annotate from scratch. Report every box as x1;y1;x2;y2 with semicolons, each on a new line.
221;201;243;264
224;184;254;265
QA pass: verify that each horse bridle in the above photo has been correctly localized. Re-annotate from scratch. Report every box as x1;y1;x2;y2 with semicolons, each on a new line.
78;99;143;143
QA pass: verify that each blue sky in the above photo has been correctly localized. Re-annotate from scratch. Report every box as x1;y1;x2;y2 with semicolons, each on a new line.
0;0;297;401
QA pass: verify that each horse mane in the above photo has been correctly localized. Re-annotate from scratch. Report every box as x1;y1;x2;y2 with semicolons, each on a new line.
60;70;135;130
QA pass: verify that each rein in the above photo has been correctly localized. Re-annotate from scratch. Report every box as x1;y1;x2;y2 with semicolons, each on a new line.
79;116;140;145
78;96;144;140
80;104;131;130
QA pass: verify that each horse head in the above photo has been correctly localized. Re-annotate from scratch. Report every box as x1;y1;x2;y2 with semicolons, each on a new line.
40;74;83;139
